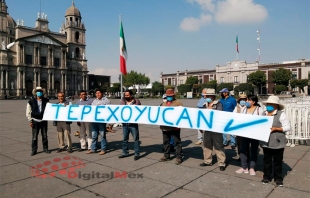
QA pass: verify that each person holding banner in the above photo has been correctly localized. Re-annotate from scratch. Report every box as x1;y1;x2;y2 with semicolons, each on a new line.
159;89;183;165
195;88;210;145
161;94;174;152
76;90;93;152
118;90;142;161
199;89;226;171
55;92;73;153
219;88;237;149
26;87;51;156
260;96;290;187
236;95;264;175
86;88;111;155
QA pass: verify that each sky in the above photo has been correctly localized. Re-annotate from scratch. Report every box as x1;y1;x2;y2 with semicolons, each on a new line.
8;0;310;83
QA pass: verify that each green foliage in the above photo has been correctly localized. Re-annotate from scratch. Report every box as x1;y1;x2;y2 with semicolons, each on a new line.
248;70;266;86
123;70;150;86
185;76;199;85
165;85;175;90
101;82;110;93
275;85;287;94
107;86;119;93
290;79;298;89
200;80;217;92
151;81;165;96
216;83;233;92
177;84;192;94
272;68;292;86
293;79;309;92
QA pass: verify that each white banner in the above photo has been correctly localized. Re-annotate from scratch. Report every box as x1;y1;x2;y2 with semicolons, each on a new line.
43;103;273;141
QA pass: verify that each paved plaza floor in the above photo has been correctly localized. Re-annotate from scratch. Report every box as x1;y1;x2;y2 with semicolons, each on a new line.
0;99;309;198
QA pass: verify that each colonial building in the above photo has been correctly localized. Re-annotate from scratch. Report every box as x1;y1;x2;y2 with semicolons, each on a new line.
0;0;88;97
88;74;111;96
160;59;310;95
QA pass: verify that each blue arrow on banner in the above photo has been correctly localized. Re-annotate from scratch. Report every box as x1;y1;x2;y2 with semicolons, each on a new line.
224;119;269;132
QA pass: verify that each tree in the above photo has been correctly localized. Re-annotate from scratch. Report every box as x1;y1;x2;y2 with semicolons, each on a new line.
290;79;298;89
123;70;150;90
272;68;292;86
248;70;266;94
296;79;309;93
165;85;174;90
216;83;233;93
177;84;191;94
200;80;217;92
101;82;110;93
185;76;199;85
234;83;254;94
151;81;164;96
274;85;287;94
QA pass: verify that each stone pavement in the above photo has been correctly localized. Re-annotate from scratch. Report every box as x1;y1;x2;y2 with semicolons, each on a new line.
0;99;309;198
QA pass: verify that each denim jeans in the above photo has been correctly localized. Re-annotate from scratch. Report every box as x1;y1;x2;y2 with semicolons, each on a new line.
223;134;236;146
32;120;48;151
122;124;140;156
91;123;107;151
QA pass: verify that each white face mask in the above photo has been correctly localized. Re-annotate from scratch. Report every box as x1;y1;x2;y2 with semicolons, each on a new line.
163;99;167;103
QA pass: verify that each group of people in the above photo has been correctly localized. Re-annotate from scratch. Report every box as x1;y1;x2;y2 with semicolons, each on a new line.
26;86;290;187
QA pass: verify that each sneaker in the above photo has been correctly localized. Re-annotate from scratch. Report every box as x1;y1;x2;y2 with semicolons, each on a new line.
159;156;171;162
249;168;256;175
275;180;283;187
56;148;64;153
219;166;226;171
261;178;271;184
175;158;182;165
195;141;202;145
236;168;249;174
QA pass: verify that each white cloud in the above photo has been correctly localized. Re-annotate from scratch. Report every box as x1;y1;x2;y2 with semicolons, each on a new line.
186;0;215;12
180;14;212;32
89;68;120;83
215;0;268;24
181;0;268;31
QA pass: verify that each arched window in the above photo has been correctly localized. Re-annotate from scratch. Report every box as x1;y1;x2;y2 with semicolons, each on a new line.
75;31;79;42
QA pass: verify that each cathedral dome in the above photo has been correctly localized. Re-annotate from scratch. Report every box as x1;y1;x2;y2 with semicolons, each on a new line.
65;1;81;17
6;14;16;28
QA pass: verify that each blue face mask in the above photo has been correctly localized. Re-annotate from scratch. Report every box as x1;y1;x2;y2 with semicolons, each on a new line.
167;96;173;101
240;100;246;106
266;105;275;112
205;98;212;103
245;102;251;108
36;92;43;97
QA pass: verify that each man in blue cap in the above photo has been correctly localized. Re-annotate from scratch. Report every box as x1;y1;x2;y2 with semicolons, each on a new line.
219;88;237;149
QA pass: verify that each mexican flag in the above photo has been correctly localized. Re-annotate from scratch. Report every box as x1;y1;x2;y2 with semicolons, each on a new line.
236;35;239;53
120;21;127;75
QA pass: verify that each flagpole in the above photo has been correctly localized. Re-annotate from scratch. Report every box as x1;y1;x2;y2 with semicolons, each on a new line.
236;32;238;60
119;14;123;100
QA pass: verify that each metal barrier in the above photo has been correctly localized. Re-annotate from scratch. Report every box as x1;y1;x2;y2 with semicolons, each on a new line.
280;97;310;147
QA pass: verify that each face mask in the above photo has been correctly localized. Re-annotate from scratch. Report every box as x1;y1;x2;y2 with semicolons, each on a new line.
245;102;251;108
206;98;212;103
163;99;167;103
266;105;275;112
125;97;131;101
36;92;43;97
167;96;173;101
240;100;246;106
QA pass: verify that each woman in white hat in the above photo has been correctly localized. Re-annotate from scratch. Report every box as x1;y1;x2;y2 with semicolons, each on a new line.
260;96;290;187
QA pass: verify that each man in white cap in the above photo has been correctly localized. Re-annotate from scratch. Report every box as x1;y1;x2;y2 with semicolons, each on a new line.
260;96;290;187
26;87;51;156
199;89;226;171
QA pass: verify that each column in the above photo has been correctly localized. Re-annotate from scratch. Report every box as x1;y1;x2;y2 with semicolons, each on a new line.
33;47;36;65
48;71;51;91
23;46;26;64
52;73;54;90
23;71;25;89
5;70;8;89
1;70;3;89
38;72;41;86
38;48;40;65
82;74;85;90
86;75;88;91
33;70;36;88
51;49;54;66
18;45;21;64
65;73;67;90
17;70;20;90
61;72;64;91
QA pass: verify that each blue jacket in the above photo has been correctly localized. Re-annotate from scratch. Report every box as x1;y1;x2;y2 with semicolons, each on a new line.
219;96;237;112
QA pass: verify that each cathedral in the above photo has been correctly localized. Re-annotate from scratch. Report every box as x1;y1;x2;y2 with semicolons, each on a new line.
0;0;88;98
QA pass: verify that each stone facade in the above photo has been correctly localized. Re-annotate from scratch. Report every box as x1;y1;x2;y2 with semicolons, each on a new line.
160;59;310;95
0;1;88;97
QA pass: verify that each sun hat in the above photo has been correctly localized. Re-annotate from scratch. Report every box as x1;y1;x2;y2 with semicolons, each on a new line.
237;94;247;102
165;89;175;96
162;94;167;99
219;88;229;93
202;89;216;96
32;87;46;95
262;96;285;110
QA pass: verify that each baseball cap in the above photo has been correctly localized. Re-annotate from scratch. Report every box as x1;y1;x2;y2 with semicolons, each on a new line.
219;88;229;93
